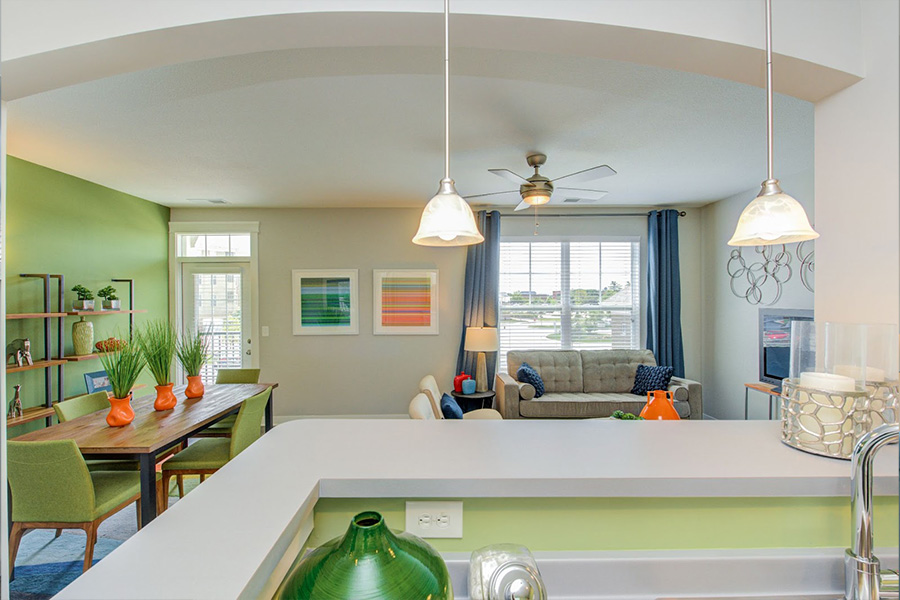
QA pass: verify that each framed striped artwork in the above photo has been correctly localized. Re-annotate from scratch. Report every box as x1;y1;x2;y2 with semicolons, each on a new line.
373;270;439;335
292;269;359;335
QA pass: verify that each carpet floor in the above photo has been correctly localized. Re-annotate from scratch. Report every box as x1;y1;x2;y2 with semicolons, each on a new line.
9;476;201;600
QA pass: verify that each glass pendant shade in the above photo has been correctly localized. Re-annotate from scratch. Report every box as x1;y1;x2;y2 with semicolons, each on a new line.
522;190;551;206
728;179;819;246
412;178;485;246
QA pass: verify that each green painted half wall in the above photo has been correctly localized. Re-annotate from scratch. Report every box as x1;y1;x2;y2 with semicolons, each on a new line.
311;496;899;552
5;157;170;435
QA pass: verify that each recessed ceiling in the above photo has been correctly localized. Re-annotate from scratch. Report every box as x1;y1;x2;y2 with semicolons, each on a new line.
7;37;813;209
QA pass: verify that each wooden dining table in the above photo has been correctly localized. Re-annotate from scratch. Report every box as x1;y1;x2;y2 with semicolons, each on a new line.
14;382;278;525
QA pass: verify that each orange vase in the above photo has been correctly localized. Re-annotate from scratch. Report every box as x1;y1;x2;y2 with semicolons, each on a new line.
154;383;177;411
107;394;135;427
185;375;205;399
639;389;681;420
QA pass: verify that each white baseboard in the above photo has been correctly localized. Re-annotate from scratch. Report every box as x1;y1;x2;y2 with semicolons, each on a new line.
274;414;407;425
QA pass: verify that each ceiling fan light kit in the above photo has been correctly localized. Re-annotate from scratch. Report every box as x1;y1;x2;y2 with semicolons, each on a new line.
412;0;484;247
727;0;818;247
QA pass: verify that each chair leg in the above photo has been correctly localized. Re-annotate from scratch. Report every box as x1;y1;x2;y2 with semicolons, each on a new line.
136;498;142;530
55;528;63;538
177;474;184;498
83;523;98;572
9;522;26;580
161;472;172;508
199;474;206;483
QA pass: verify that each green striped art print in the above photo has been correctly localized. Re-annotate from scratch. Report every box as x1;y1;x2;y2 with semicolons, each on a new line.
300;277;352;327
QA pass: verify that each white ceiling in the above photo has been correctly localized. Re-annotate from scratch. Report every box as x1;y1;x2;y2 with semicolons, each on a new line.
7;38;814;209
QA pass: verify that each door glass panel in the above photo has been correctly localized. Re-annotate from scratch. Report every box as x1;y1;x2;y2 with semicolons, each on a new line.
191;271;243;383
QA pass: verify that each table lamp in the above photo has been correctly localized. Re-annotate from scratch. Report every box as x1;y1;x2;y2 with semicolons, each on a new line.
465;327;499;393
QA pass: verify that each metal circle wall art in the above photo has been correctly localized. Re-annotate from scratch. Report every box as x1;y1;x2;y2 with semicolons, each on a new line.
796;240;815;292
727;244;793;305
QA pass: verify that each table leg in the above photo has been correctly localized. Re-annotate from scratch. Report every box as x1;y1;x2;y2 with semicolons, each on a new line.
768;396;773;420
265;390;274;432
744;388;749;420
139;453;157;526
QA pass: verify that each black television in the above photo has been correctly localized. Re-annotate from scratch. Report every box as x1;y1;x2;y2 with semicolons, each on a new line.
759;308;814;389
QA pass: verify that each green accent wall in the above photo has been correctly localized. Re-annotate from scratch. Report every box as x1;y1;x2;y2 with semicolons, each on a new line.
5;157;170;435
311;496;899;552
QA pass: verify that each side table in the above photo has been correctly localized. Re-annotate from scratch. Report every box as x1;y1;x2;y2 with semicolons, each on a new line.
744;382;782;420
451;390;496;413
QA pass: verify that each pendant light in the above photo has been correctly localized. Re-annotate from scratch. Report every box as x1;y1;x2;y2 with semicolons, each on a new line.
728;0;818;247
412;0;484;247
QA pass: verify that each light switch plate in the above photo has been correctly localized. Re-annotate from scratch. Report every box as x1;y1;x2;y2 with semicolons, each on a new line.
405;501;463;538
261;326;270;337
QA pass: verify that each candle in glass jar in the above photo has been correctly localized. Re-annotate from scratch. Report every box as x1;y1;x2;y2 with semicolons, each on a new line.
799;371;856;392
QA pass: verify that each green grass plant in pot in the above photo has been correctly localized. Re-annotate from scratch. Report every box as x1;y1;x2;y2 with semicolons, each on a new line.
138;321;178;411
97;338;146;427
177;328;209;399
274;511;452;600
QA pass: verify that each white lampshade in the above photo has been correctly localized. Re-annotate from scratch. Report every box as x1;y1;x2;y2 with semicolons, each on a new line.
412;179;484;247
727;179;819;246
465;326;499;352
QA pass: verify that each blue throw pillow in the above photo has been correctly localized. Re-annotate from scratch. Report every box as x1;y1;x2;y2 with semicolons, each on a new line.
440;393;464;419
516;362;545;398
631;364;674;396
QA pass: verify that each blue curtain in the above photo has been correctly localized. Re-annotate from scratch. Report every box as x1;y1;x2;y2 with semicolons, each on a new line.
647;209;685;377
456;210;501;380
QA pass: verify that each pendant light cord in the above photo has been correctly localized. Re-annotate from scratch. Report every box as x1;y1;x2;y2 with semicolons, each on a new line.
444;0;451;180
765;0;774;181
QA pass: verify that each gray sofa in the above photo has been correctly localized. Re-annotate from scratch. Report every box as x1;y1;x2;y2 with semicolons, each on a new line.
495;349;702;420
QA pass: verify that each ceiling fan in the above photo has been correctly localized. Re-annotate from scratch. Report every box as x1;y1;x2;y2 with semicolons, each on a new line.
466;153;616;211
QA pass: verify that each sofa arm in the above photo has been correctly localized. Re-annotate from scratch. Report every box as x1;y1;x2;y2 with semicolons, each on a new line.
495;372;522;419
671;376;703;420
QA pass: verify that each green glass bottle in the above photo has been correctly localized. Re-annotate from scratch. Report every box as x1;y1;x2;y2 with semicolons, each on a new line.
274;511;452;600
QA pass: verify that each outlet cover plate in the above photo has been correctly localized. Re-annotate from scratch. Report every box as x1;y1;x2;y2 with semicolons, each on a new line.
405;501;463;538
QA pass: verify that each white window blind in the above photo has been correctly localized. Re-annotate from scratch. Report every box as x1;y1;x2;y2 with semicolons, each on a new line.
499;238;640;371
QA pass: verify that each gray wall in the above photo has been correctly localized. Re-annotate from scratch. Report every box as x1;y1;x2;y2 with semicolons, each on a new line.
699;170;815;420
171;207;466;418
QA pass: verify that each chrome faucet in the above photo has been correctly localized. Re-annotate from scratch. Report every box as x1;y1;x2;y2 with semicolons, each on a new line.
845;423;900;600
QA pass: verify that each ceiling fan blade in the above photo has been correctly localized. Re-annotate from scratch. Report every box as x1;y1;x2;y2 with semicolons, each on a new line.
555;187;609;201
513;200;531;212
551;165;616;185
464;190;520;200
489;168;531;184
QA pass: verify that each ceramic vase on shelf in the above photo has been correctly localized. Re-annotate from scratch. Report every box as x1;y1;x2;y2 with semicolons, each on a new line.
107;394;135;427
640;390;681;420
274;511;452;600
72;317;94;356
154;383;177;411
185;375;204;399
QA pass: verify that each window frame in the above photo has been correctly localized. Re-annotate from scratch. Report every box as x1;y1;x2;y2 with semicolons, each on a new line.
498;235;642;366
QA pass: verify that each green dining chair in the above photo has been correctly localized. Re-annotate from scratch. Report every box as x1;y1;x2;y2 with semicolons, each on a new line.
194;368;262;438
54;392;185;495
161;387;271;506
7;439;151;576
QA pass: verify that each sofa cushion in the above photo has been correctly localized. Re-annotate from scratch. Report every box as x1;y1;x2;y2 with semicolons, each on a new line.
516;362;544;397
507;350;583;393
440;393;463;419
631;364;674;396
581;349;657;393
518;392;691;419
517;381;536;401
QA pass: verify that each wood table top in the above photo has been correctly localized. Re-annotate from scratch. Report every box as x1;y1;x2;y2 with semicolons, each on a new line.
744;382;782;396
14;382;277;454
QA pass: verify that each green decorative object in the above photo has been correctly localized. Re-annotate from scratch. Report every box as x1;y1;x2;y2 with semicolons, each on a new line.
72;317;94;356
274;511;452;600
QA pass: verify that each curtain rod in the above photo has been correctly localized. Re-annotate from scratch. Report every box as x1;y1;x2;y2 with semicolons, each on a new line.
500;210;686;218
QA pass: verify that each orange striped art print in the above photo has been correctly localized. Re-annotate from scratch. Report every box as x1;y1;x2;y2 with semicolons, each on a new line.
381;277;432;327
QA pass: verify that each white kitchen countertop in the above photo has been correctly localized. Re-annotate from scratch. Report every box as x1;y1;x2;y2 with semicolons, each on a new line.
53;419;898;600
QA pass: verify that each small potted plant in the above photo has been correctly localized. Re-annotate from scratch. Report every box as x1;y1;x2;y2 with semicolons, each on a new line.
71;285;95;311
177;328;209;399
138;321;177;411
97;285;120;310
98;337;146;427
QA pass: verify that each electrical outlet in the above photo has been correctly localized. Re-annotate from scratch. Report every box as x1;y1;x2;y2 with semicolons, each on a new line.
405;501;463;538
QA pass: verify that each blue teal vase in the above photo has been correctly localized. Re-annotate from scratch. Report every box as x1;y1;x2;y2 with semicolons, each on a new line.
274;511;452;599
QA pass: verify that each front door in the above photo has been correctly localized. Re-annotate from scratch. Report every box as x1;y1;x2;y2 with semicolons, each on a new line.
181;263;251;383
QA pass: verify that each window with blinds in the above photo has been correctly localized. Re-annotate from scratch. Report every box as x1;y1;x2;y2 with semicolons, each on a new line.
499;238;641;371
